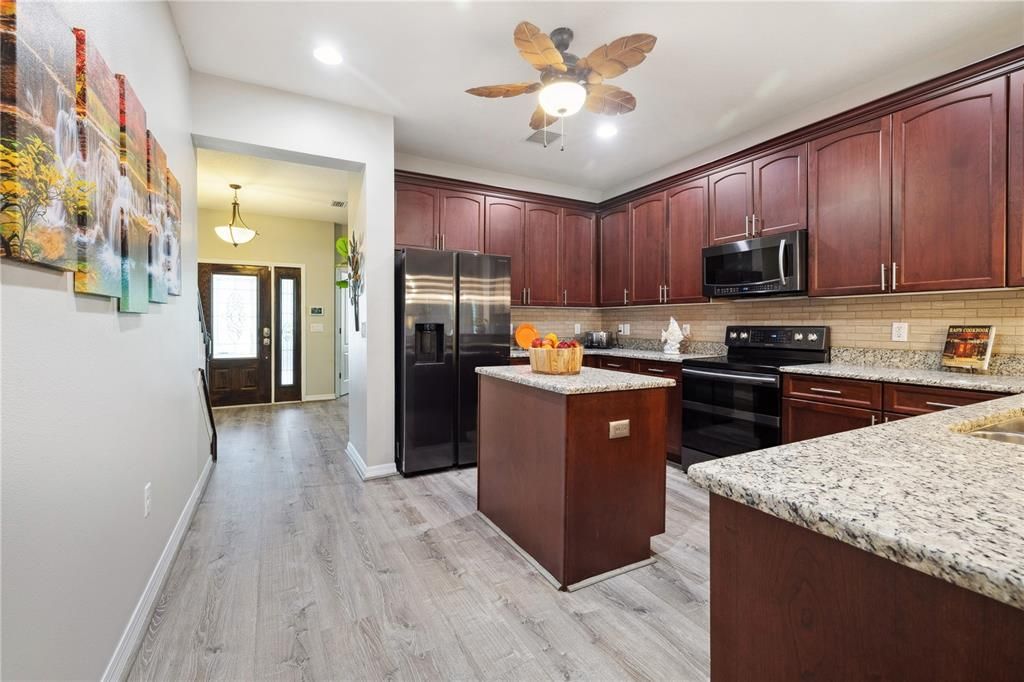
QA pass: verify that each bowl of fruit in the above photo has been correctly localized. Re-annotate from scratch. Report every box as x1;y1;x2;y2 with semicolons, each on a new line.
514;325;583;375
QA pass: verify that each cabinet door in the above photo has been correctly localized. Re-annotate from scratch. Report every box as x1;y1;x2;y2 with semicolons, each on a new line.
629;192;667;304
523;203;560;306
485;197;526;305
808;118;892;296
1010;70;1024;287
708;163;753;245
782;398;880;444
560;209;596;306
892;78;1007;292
753;144;807;237
395;182;438;248
666;178;708;303
636;360;682;461
599;206;631;305
439;190;484;252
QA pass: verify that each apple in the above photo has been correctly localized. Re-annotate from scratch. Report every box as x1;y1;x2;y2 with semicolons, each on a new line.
531;337;544;348
557;341;571;348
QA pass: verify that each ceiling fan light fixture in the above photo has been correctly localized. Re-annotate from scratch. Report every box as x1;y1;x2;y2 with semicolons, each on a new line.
313;45;343;65
214;184;259;247
596;123;618;139
539;80;586;118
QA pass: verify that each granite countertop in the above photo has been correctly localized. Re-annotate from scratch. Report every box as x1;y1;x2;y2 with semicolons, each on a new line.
782;363;1024;394
688;393;1024;610
509;348;715;364
477;365;675;395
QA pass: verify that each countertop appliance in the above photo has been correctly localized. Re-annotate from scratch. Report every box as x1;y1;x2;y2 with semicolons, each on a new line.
702;231;807;298
395;248;511;475
680;325;829;470
583;330;616;349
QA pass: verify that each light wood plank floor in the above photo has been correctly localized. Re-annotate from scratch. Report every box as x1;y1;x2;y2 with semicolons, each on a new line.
128;398;711;681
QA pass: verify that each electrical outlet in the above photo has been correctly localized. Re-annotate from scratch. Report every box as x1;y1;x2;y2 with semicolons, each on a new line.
574;323;581;335
681;324;691;336
892;322;909;342
622;323;631;335
144;482;152;518
617;324;624;334
608;419;631;439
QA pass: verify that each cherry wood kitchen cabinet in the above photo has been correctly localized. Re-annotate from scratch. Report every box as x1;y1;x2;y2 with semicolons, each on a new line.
636;359;683;462
1010;69;1024;287
599;206;630;306
665;178;708;303
395;182;439;248
629;192;667;304
560;209;597;306
439;190;484;252
752;143;807;237
808;117;893;296
484;197;526;304
523;203;560;306
782;398;881;444
708;164;753;245
892;77;1007;292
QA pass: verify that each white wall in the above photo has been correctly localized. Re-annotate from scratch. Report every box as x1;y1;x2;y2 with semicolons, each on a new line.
0;2;203;679
190;72;396;472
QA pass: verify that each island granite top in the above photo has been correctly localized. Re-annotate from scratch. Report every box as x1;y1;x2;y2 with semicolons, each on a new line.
781;362;1024;394
476;364;675;395
688;393;1024;610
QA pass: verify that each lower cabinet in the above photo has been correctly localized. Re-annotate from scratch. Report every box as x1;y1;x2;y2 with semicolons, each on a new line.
509;356;529;366
783;398;880;443
637;360;683;463
597;356;637;372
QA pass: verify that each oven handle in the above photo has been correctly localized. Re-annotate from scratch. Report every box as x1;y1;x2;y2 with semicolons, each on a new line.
681;367;780;386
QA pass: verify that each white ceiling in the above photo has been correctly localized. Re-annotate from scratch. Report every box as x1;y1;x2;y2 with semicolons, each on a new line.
173;2;1024;194
196;148;349;224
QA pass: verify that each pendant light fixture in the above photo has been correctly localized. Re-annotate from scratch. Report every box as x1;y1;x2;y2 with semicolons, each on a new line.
213;184;258;246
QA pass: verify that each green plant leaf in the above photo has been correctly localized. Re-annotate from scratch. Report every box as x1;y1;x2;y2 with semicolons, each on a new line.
335;236;349;261
335;280;349;289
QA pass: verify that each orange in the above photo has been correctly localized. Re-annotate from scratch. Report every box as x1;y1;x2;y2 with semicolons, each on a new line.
514;323;539;349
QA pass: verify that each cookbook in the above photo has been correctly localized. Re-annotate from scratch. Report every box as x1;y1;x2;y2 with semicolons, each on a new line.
941;325;995;371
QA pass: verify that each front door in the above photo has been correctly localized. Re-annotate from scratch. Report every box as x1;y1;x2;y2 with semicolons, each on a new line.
198;263;272;406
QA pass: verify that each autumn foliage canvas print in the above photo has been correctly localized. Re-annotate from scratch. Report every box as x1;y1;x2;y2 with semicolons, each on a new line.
116;74;149;314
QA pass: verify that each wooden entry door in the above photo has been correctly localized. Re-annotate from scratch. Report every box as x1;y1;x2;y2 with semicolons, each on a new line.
198;263;272;406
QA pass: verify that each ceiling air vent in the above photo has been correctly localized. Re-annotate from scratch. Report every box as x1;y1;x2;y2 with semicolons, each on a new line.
525;129;562;146
331;200;347;208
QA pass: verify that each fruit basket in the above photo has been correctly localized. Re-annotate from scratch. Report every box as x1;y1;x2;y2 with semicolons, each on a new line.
528;346;583;375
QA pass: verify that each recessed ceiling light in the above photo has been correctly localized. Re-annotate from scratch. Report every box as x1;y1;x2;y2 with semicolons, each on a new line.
313;45;343;65
596;123;618;139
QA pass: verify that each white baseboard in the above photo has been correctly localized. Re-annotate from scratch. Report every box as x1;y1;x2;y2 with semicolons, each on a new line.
102;456;214;681
303;393;337;402
346;441;398;480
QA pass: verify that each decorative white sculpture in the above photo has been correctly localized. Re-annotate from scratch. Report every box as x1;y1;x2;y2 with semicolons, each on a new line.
661;316;686;355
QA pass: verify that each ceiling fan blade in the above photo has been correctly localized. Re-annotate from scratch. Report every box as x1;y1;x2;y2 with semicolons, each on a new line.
584;33;657;79
466;82;542;98
529;105;559;130
585;84;637;115
514;21;567;73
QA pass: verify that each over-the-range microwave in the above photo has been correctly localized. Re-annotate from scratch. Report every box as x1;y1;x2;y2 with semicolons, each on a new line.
702;230;807;298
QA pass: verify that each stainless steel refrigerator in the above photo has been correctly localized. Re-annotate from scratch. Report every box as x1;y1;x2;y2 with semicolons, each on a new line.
395;248;511;475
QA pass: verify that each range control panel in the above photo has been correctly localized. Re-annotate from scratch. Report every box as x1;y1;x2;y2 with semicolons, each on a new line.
724;325;830;351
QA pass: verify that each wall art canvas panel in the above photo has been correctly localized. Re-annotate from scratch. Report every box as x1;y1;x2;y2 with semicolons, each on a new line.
146;129;168;303
0;0;90;270
70;26;122;298
116;74;148;313
165;168;182;295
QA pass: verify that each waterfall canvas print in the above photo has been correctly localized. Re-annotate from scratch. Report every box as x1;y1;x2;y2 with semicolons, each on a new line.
146;130;168;303
116;74;148;313
71;26;123;298
0;0;91;270
166;169;182;296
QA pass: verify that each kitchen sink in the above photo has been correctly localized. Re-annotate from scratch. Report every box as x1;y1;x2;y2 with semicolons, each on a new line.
968;416;1024;445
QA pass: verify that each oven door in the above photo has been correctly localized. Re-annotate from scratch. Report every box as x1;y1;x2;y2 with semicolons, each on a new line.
702;231;805;297
680;366;781;467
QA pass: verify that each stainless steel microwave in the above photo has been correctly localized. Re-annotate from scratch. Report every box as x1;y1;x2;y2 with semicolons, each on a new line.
702;231;806;298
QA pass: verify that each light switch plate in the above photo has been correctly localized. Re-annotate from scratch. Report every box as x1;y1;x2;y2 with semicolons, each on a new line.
609;419;630;439
310;322;325;333
892;321;909;342
681;324;691;336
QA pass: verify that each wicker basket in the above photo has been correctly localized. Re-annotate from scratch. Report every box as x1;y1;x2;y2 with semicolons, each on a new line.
528;346;584;375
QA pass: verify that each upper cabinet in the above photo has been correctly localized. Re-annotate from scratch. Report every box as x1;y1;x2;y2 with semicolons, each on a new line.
665;178;708;303
708;164;753;245
561;209;597;306
753;144;807;237
484;197;526;302
892;78;1007;292
599;206;630;306
808;117;892;296
395;182;439;248
629;192;667;304
523;203;561;306
1010;69;1024;287
439;190;484;252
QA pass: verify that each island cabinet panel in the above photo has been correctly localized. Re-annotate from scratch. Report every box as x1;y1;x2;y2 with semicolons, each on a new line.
752;143;807;237
1010;69;1024;287
599;206;630;305
523;203;561;306
560;209;597;306
636;360;683;462
808;117;893;296
439;190;484;252
892;77;1007;292
708;163;754;245
709;494;1024;681
484;197;526;304
395;182;439;248
665;178;708;303
782;398;880;444
629;191;667;304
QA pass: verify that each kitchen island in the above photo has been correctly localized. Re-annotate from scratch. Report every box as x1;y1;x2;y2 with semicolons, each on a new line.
688;393;1024;680
475;365;674;590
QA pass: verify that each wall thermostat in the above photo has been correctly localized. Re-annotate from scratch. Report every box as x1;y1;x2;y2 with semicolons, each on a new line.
310;306;324;316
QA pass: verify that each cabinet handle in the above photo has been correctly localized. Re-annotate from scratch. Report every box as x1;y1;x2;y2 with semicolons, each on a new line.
606;362;622;368
623;288;629;305
751;213;758;236
884;416;890;423
880;263;886;291
563;289;567;306
527;288;531;305
870;414;877;426
434;234;439;250
892;261;897;291
744;215;750;238
646;367;666;374
925;401;961;410
809;387;843;395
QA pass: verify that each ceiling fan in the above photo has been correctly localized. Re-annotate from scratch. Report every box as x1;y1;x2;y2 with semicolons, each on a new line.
466;22;657;132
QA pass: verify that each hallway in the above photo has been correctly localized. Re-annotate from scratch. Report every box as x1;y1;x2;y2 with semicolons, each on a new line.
128;399;711;680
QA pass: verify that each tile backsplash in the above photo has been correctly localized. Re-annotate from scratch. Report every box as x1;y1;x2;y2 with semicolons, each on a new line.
512;288;1024;360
